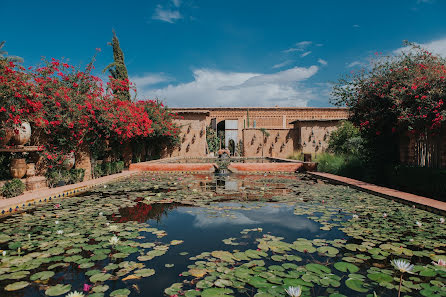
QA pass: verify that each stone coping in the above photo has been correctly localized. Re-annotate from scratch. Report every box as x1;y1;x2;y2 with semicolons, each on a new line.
0;171;136;217
309;172;446;215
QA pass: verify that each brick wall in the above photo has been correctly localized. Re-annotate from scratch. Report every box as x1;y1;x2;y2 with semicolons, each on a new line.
242;128;299;158
169;113;208;157
168;107;349;158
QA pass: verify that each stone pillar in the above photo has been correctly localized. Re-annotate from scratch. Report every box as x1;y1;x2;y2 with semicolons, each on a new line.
75;144;92;181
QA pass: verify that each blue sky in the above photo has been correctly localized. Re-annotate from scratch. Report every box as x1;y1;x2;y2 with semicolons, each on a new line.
2;0;446;107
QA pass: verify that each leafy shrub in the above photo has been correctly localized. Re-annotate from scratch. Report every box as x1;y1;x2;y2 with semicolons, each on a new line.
47;168;85;187
70;168;85;184
328;121;364;156
103;162;112;176
46;169;71;187
315;153;366;180
2;179;25;198
116;161;124;173
93;164;103;178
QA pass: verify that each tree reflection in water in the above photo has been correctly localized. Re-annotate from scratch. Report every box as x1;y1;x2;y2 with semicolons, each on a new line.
112;200;180;223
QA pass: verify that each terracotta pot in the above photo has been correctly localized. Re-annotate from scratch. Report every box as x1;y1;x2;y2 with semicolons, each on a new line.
12;121;31;145
63;152;75;170
26;163;36;177
0;127;13;146
303;162;318;172
10;158;27;179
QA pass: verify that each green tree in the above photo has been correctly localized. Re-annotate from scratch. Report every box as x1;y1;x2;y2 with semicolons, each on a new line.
103;30;130;101
0;41;23;63
328;121;364;156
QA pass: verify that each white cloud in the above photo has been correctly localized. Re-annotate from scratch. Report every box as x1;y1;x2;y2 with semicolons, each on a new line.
301;51;312;57
283;40;313;53
135;66;320;107
130;73;171;88
317;58;327;65
347;61;363;68
152;4;182;23
272;60;293;69
172;0;181;7
394;37;446;57
353;24;360;28
282;47;303;53
296;41;312;47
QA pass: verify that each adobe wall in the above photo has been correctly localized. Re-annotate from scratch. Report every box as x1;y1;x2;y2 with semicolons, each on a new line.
295;121;341;155
169;113;208;157
242;128;299;158
168;107;349;158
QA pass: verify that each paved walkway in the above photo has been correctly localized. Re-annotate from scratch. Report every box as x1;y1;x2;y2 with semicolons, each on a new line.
309;172;446;214
0;171;136;215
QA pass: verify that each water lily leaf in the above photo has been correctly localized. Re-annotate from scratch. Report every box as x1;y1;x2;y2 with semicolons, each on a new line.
185;290;201;297
0;234;11;243
345;278;368;293
90;273;112;283
334;262;359;273
317;246;339;256
110;288;131;297
30;271;55;281
211;251;234;263
254;293;275;297
189;268;209;278
248;276;270;288
134;268;155;277
45;284;72;296
92;285;109;293
215;279;233;287
367;272;393;283
306;263;331;274
201;287;233;297
170;240;184;245
5;281;29;291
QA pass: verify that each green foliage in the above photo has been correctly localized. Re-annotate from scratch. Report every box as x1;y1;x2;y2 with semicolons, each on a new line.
287;151;304;161
103;30;130;101
206;126;220;153
384;165;446;201
0;153;11;180
93;161;124;178
70;168;85;184
328;121;364;156
46;168;86;187
0;41;23;63
93;163;104;178
1;178;25;198
315;153;366;180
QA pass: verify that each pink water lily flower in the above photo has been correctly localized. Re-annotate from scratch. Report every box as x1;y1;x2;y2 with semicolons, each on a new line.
432;259;446;268
83;284;91;292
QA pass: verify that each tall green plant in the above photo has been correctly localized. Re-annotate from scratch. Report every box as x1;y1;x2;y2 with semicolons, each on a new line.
259;128;270;158
103;30;130;101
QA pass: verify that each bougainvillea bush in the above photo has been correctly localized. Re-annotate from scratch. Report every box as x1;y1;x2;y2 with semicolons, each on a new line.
0;54;180;169
330;42;446;191
332;42;446;139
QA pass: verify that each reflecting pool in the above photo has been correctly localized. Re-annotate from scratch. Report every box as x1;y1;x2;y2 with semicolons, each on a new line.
0;173;444;297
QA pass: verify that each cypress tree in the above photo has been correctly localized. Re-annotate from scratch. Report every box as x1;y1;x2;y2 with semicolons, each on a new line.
103;30;130;101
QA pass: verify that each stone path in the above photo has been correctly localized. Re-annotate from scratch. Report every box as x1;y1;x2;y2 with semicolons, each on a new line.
309;172;446;214
0;171;136;215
